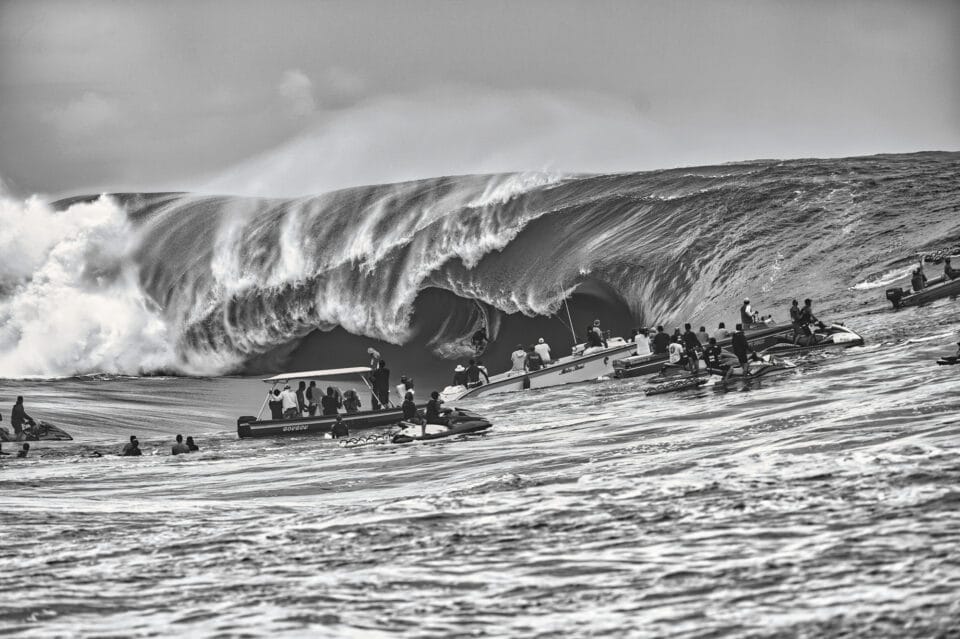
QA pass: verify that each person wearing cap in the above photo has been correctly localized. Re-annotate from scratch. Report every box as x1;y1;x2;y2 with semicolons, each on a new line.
591;319;608;348
510;345;527;373
739;299;754;326
452;364;468;386
534;337;552;364
280;385;299;418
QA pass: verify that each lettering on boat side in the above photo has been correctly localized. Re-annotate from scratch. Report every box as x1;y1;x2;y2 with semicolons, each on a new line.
282;424;310;432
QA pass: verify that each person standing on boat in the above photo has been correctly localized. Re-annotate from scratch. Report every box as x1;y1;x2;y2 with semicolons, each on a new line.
652;326;670;354
342;389;362;413
268;389;283;419
534;338;552;364
296;382;307;416
306;381;320;416
321;387;342;416
682;324;701;372
510;344;527;373
731;324;751;375
796;298;820;344
739;299;754;327
10;396;35;440
911;265;927;292
280;385;299;418
713;322;729;342
367;347;381;370
370;361;391;410
466;359;489;386
696;326;710;345
395;375;414;402
633;329;652;357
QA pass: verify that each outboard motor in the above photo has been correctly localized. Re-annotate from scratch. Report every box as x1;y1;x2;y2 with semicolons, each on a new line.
886;287;904;309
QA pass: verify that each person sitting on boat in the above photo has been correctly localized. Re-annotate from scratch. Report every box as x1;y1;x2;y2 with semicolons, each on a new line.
633;328;652;357
534;337;552;364
795;298;821;344
268;389;283;420
172;434;190;455
652;326;671;354
696;326;710;345
739;299;754;327
471;326;488;354
186;436;199;452
331;415;349;439
667;335;685;367
730;324;751;376
911;267;927;292
591;319;608;348
121;436;142;456
280;385;300;419
321;386;342;416
713;322;729;342
342;389;362;413
425;391;446;425
296;382;308;416
401;391;422;424
585;323;605;352
370;361;391;410
702;337;725;371
510;344;527;373
526;345;544;371
944;257;960;280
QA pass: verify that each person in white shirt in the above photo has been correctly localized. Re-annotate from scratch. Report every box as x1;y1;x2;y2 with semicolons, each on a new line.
696;326;710;345
633;328;651;357
510;344;527;372
534;338;552;364
280;385;300;418
667;336;684;364
714;322;729;342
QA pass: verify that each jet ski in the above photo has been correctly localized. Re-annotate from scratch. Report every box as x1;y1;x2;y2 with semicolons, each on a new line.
705;353;796;379
937;355;959;366
0;420;73;442
391;408;492;443
759;324;864;356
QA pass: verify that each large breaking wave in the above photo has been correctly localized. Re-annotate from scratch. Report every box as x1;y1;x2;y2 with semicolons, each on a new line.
1;151;958;378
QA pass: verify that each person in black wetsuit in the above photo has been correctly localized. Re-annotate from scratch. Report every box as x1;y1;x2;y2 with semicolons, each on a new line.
682;323;701;372
370;360;390;410
652;326;671;355
11;396;34;439
465;359;489;387
401;391;421;423
730;323;751;377
471;326;488;354
296;382;307;415
796;298;821;345
702;337;725;371
121;436;142;456
321;386;342;416
525;345;544;371
425;391;445;425
331;415;349;438
186;436;199;452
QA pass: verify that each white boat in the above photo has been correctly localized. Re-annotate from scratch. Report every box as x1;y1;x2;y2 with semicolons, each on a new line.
440;337;637;401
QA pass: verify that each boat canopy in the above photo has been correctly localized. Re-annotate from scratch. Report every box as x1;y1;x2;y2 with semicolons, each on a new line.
262;367;371;383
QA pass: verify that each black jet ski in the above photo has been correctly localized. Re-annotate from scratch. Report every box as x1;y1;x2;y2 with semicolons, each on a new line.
705;353;796;379
937;355;959;366
0;420;73;442
391;408;492;443
759;324;864;356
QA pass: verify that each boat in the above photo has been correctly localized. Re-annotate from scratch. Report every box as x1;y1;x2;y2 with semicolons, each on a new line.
886;274;960;309
758;324;864;356
705;355;796;379
237;367;416;439
613;322;795;379
439;337;638;402
0;420;73;442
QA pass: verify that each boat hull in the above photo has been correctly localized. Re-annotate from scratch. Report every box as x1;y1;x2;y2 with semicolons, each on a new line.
886;277;960;309
440;339;637;401
237;406;414;439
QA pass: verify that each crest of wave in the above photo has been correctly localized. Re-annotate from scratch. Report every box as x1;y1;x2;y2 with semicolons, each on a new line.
0;193;214;377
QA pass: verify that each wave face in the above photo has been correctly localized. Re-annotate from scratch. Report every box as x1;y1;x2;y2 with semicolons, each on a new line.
4;152;958;377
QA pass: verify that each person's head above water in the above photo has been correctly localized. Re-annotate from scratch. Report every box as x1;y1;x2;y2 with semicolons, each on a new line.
718;322;725;328
804;298;812;306
176;434;183;443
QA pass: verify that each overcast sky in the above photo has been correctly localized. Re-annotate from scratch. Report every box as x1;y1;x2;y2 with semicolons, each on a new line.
1;0;958;197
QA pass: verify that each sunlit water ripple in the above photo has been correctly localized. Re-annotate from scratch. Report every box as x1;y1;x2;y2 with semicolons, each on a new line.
2;300;960;637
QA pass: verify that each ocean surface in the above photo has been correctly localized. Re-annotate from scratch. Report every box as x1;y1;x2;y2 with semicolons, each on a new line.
2;152;960;637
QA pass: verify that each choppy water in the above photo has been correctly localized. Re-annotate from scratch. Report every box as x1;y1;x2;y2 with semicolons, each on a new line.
3;293;959;637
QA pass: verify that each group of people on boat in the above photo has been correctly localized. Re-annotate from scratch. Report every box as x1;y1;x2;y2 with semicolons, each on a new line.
911;257;960;292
